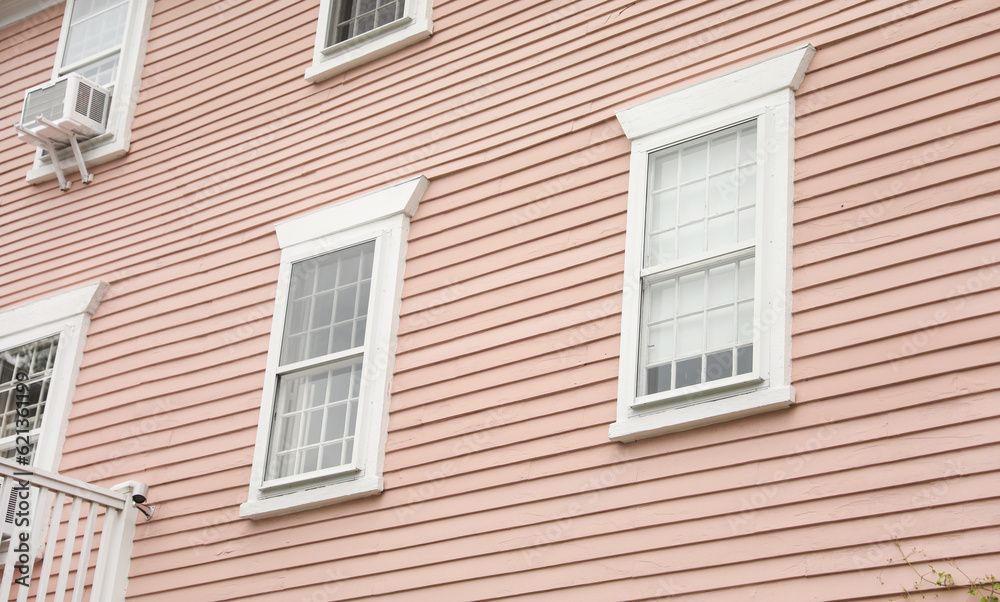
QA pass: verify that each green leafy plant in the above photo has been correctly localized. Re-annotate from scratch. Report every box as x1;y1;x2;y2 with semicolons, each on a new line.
892;541;998;601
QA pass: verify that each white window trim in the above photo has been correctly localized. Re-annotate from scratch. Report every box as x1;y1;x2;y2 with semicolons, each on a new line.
305;0;432;83
0;282;109;472
24;0;155;185
610;45;814;442
241;175;428;519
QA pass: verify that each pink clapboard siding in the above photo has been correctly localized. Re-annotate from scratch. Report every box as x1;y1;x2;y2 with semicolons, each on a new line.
0;0;997;599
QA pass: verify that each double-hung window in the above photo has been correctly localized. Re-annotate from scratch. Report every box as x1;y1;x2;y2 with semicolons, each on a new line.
610;46;815;441
306;0;433;82
0;283;108;473
242;175;428;519
25;0;155;184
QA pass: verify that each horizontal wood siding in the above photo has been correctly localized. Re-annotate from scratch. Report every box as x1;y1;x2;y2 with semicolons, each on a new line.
0;0;996;599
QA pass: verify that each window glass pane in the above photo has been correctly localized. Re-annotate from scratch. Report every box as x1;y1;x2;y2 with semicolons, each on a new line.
677;271;705;314
708;171;737;215
280;241;375;365
709;131;738;173
705;349;733;382
680;141;707;182
267;356;363;480
736;344;754;375
646;364;671;395
675;313;703;358
648;189;677;233
651;150;678;190
706;306;735;349
647;321;674;366
675;356;702;388
707;263;736;306
678;181;706;223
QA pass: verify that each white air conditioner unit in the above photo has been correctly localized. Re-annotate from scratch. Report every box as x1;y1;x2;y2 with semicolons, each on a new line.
17;73;109;147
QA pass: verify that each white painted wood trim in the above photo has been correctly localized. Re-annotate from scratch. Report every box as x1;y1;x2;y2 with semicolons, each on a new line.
0;459;128;510
276;175;429;248
0;282;108;339
616;44;815;141
0;0;63;30
610;386;795;441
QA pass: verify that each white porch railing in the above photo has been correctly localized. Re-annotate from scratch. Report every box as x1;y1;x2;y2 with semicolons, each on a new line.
0;459;145;602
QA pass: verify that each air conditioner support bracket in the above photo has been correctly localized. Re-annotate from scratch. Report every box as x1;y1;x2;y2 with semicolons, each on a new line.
14;118;94;192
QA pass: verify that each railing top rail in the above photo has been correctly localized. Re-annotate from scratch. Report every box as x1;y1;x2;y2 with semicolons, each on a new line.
0;459;128;510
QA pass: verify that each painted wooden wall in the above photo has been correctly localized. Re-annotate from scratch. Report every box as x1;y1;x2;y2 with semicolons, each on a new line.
0;0;997;599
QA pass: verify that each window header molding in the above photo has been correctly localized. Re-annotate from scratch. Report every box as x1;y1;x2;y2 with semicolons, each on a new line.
0;282;109;340
616;45;815;141
276;175;429;249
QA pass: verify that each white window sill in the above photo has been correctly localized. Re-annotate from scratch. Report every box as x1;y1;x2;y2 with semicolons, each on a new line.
305;16;432;83
240;475;382;519
609;385;795;442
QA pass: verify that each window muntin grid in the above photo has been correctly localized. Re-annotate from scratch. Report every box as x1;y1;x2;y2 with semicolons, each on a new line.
328;0;406;46
639;122;758;397
0;335;59;455
644;122;757;268
268;358;362;480
279;242;374;366
641;257;755;395
266;241;375;481
61;0;130;87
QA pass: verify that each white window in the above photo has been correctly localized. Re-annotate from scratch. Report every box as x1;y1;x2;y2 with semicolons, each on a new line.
25;0;155;184
306;0;433;83
0;282;108;472
241;175;428;519
610;45;815;442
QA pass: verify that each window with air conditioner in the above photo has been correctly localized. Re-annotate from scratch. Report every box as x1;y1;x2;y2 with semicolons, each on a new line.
306;0;433;83
22;0;155;184
610;46;814;441
242;176;428;519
